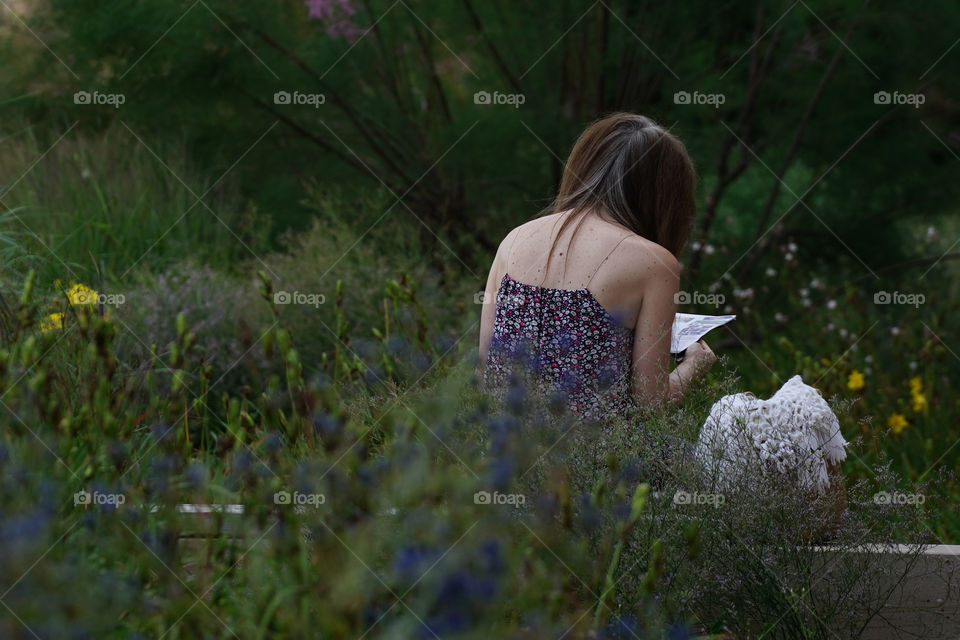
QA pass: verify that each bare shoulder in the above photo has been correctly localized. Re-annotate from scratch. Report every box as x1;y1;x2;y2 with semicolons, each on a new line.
615;235;681;282
496;214;557;254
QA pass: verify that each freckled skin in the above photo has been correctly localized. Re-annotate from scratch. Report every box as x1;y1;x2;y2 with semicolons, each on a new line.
478;208;715;407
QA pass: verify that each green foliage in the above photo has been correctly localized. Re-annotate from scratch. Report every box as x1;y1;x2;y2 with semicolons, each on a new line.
0;267;935;638
0;122;264;284
5;0;955;267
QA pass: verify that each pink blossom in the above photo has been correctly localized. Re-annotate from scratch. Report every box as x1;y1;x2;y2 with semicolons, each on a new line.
305;0;355;19
306;0;364;42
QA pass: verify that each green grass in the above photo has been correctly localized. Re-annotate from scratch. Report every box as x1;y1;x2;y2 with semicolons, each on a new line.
0;122;269;287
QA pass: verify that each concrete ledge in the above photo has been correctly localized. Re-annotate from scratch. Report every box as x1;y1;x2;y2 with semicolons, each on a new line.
808;543;960;639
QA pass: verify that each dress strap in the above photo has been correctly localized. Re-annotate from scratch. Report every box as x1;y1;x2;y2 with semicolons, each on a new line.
586;235;631;287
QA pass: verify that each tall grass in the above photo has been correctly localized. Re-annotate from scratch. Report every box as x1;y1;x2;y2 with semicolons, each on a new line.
0;122;267;286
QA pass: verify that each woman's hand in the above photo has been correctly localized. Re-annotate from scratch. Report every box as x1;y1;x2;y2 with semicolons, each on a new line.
681;339;716;379
662;339;717;406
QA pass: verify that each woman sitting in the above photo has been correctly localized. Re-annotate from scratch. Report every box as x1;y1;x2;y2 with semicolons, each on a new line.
478;112;716;424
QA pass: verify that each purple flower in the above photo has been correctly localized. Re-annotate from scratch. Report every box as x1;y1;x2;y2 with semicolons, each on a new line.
305;0;366;42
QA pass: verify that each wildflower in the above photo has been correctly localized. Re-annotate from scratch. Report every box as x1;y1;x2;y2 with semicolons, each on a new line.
846;370;865;392
765;267;777;277
66;283;98;306
887;413;909;435
38;312;64;333
909;377;927;413
909;376;923;395
826;299;837;310
912;393;927;413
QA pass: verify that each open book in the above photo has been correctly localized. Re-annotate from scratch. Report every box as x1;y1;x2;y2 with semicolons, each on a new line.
671;313;735;358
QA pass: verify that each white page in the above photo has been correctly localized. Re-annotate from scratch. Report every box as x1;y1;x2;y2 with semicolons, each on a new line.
671;313;736;354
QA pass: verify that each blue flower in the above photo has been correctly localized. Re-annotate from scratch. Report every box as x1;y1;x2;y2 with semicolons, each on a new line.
265;431;283;456
485;457;514;490
667;621;695;640
312;411;343;437
603;614;640;639
393;545;435;580
386;335;408;355
577;493;602;531
184;461;206;488
419;611;468;638
231;449;254;476
479;539;503;573
149;422;174;444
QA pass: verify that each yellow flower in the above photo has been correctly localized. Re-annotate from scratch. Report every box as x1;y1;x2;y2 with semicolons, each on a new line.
38;312;64;333
846;370;865;392
887;413;909;435
909;376;923;394
912;392;927;413
908;377;927;413
66;283;98;306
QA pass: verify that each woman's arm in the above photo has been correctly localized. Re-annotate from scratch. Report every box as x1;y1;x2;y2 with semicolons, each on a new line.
630;248;715;407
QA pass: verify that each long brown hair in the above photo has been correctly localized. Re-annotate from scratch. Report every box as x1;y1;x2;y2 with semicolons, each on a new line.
542;113;696;267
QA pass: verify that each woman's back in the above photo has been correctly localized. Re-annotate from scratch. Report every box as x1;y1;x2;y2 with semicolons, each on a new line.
493;211;647;325
481;210;667;420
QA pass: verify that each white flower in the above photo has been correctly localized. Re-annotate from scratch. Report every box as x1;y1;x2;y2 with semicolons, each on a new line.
826;300;837;310
890;327;902;336
909;361;917;370
775;312;788;323
691;241;702;251
865;355;873;363
799;288;809;298
788;242;798;252
704;244;715;255
811;278;823;289
784;252;794;261
765;268;777;277
838;328;848;338
826;323;835;332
